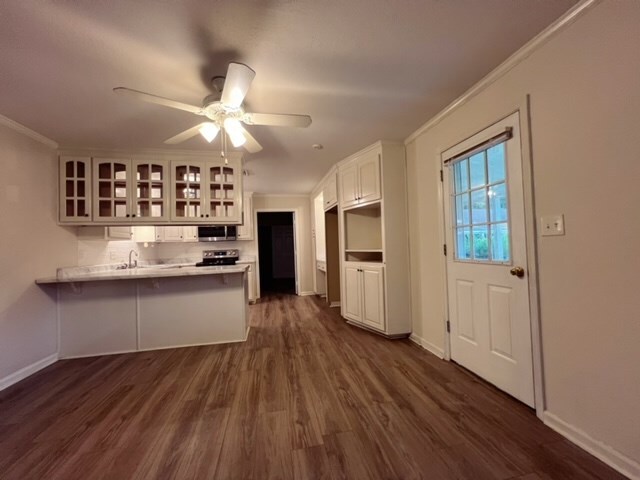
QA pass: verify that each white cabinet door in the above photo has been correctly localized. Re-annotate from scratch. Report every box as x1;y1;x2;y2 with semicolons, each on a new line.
93;158;132;222
130;159;170;223
156;226;184;242
171;160;208;222
182;226;198;242
59;156;92;222
206;160;242;224
323;173;337;210
237;193;253;240
357;150;381;204
343;264;362;322
339;163;359;208
106;226;133;240
361;265;385;331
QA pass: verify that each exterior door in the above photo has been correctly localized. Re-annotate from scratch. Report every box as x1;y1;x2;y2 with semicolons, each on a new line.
443;112;534;407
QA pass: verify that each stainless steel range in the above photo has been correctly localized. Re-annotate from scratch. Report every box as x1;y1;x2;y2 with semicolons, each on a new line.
195;249;239;267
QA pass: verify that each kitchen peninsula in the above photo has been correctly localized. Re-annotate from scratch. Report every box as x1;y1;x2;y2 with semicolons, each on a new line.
36;263;249;358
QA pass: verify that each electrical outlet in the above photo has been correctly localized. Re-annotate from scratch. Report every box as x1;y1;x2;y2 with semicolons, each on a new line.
540;214;565;236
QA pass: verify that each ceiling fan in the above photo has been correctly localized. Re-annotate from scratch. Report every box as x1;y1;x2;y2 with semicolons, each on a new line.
114;62;312;153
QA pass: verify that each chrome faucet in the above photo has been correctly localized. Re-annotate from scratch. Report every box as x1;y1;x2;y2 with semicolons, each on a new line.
128;249;139;269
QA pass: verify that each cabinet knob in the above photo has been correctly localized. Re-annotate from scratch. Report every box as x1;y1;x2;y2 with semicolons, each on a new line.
84;214;89;217
132;214;136;218
200;214;204;218
126;214;130;217
206;214;210;217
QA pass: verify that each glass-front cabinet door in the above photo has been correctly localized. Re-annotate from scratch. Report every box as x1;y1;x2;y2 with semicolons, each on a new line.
207;162;241;223
59;156;92;222
92;158;132;222
132;159;169;222
171;161;207;221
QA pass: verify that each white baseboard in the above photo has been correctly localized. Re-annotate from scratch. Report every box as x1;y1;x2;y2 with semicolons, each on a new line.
409;333;445;359
543;411;639;480
298;291;316;297
0;353;59;392
329;301;341;308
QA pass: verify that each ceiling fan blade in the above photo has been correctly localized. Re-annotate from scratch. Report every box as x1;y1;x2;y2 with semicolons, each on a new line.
164;123;209;144
243;112;312;128
220;63;256;109
239;125;263;153
113;87;203;114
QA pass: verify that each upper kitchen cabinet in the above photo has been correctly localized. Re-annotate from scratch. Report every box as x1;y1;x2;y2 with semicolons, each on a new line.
92;158;170;223
132;159;170;222
322;169;338;210
59;156;92;222
171;157;242;224
92;158;133;222
339;147;380;208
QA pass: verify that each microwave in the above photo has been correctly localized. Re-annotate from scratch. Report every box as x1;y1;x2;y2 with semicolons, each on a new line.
197;225;237;242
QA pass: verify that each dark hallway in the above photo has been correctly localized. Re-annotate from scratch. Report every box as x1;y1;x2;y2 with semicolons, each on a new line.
257;212;296;294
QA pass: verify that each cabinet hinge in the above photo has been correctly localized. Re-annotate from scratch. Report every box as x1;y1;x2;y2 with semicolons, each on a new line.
440;169;443;182
443;244;447;256
446;320;451;333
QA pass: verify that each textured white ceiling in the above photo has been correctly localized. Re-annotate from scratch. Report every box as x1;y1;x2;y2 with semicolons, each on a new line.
0;0;576;193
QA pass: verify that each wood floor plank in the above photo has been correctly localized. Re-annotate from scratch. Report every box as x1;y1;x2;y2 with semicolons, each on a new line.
0;294;626;480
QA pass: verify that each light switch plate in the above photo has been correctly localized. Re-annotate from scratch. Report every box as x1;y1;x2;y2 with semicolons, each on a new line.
540;214;565;236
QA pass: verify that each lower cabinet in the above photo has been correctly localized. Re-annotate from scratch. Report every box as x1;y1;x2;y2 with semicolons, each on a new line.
343;263;385;331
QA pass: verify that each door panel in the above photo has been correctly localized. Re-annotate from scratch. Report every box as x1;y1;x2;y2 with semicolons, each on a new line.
488;285;515;359
357;151;381;204
455;279;476;343
361;265;385;331
444;112;534;407
343;265;362;322
339;164;358;207
92;158;131;222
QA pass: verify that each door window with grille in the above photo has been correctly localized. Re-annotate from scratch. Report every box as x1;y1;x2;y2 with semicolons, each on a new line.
451;142;511;263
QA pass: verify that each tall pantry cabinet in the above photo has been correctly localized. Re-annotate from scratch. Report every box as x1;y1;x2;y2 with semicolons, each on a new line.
338;141;411;337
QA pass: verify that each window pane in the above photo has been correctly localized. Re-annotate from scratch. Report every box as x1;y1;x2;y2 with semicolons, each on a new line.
469;152;486;188
472;226;489;260
453;159;469;193
487;143;506;183
490;222;510;262
471;188;487;224
456;227;471;260
488;183;508;222
455;194;470;226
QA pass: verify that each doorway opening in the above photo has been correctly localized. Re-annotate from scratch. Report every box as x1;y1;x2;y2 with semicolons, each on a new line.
257;211;297;295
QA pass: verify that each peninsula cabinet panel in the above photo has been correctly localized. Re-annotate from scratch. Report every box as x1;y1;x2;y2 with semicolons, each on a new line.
59;156;92;222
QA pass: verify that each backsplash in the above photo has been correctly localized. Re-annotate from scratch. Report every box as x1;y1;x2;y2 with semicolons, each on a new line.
77;228;256;266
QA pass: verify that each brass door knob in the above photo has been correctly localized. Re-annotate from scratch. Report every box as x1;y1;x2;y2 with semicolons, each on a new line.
510;266;525;278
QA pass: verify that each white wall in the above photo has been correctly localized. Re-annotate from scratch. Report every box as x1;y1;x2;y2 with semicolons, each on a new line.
406;0;640;471
0;119;77;385
253;194;314;295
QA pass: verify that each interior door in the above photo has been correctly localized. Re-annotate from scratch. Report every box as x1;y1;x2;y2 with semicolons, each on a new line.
443;112;535;407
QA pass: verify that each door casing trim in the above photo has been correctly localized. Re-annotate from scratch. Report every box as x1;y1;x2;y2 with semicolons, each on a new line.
437;97;545;417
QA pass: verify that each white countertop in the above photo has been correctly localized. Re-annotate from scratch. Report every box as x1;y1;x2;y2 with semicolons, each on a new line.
36;263;249;285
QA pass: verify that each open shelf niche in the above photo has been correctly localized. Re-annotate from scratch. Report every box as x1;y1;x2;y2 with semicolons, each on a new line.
343;202;383;262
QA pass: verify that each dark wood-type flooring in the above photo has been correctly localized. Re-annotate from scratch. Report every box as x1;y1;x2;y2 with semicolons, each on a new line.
0;294;625;479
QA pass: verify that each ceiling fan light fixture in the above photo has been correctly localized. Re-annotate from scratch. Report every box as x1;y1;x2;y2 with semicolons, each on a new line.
199;122;219;143
224;118;246;147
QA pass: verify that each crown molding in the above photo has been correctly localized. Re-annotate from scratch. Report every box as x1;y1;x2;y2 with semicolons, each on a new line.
0;113;58;149
404;0;601;145
57;146;243;161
